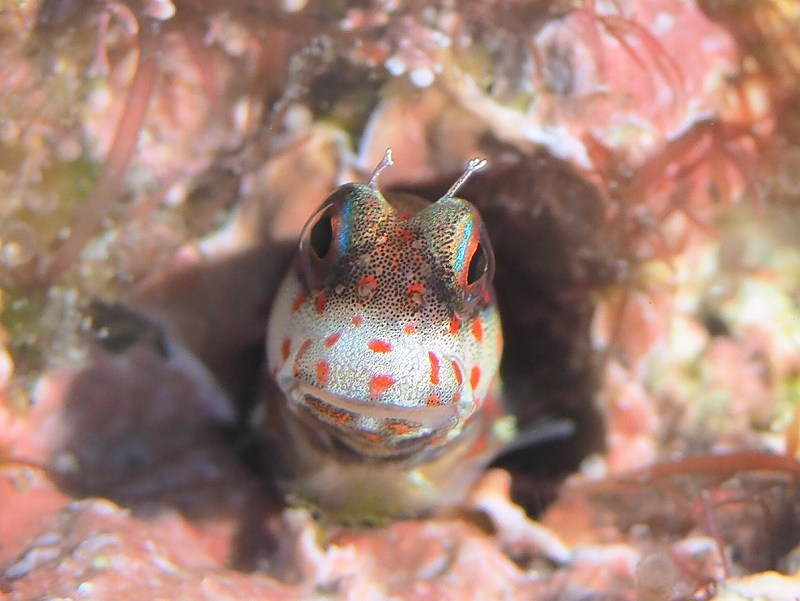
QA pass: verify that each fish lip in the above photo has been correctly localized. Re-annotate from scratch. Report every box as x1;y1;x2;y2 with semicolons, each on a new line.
278;376;461;431
276;376;461;460
274;349;476;428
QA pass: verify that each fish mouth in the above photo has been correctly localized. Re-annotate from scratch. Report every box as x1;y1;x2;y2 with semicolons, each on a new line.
277;377;463;462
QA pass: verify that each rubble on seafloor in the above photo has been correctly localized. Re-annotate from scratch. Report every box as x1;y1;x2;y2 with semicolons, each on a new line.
2;0;800;599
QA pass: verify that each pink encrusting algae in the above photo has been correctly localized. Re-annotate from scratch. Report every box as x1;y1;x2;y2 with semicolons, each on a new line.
2;0;800;599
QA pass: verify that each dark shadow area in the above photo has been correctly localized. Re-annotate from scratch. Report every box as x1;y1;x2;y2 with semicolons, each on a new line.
51;242;293;570
129;241;295;417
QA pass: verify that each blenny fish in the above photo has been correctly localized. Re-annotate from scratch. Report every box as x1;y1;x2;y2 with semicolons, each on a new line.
265;150;512;521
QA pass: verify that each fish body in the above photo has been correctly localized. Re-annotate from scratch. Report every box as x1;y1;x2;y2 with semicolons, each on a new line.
265;152;509;520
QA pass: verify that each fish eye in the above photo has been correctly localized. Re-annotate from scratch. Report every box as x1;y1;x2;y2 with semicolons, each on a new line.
309;211;334;260
297;184;362;291
464;223;495;304
467;242;486;286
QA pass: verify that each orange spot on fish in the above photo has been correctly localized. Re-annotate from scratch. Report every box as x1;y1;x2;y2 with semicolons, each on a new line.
470;365;481;390
315;292;327;314
426;393;442;406
452;360;463;387
403;322;416;335
386;419;413;435
325;332;341;347
369;374;396;399
352;315;364;327
407;282;424;306
291;291;306;312
307;396;352;426
450;314;461;335
428;352;440;386
334;410;352;426
357;275;378;300
280;337;291;362
362;431;383;443
316;360;330;387
368;339;393;353
293;339;312;377
472;317;484;342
